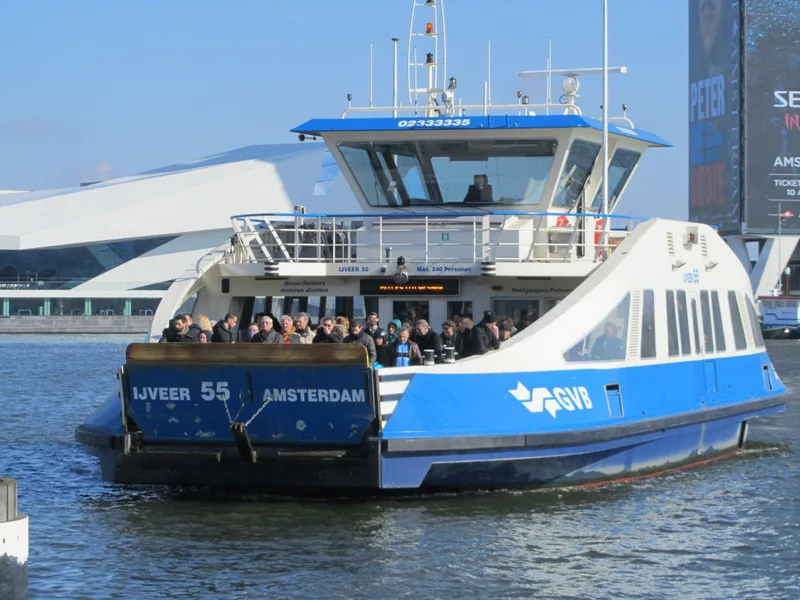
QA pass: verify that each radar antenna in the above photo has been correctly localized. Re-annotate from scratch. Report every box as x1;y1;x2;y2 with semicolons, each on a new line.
407;0;449;117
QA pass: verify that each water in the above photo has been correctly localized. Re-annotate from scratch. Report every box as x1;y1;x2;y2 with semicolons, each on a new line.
0;335;798;599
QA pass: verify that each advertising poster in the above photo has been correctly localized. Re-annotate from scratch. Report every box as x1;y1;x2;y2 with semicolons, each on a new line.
742;0;800;232
688;0;741;234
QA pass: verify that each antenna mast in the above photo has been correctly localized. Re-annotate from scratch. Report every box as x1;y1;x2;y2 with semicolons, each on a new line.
407;0;449;117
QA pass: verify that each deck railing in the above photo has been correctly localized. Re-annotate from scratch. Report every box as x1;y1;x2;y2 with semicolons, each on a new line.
227;211;646;266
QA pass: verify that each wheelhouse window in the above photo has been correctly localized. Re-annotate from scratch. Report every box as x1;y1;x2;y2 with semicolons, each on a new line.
553;140;601;209
591;148;641;211
565;293;630;362
338;139;558;207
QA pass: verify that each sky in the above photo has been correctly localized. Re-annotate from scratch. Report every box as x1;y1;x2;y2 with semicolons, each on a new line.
0;0;688;219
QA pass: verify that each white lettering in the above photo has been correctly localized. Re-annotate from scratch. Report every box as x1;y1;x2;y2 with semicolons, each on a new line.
266;388;366;403
579;387;593;409
553;387;575;410
564;387;583;409
774;156;800;168
774;90;800;108
132;386;192;402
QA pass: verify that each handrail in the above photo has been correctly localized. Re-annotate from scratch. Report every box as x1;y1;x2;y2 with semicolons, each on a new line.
227;210;642;268
230;211;648;222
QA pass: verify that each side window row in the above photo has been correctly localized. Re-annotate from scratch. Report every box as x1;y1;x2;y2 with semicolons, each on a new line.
658;288;761;359
566;287;764;363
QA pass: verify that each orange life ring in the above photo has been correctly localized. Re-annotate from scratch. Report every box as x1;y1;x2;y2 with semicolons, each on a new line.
594;219;604;245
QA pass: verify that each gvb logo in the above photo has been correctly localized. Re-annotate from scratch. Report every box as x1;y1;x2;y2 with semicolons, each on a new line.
509;383;593;418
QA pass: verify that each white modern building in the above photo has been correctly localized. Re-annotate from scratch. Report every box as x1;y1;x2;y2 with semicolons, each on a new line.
0;142;357;317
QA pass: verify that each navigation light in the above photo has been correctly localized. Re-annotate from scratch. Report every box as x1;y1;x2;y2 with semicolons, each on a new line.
426;22;434;34
426;52;434;64
562;75;580;95
448;77;457;90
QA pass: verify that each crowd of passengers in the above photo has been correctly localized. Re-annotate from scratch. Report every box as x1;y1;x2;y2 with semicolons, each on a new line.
159;308;537;367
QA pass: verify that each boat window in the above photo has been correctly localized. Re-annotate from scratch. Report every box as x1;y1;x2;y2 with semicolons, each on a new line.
338;139;557;207
492;299;540;326
640;289;656;359
447;301;473;321
591;148;641;211
711;291;726;352
564;293;630;362
700;290;714;352
553;140;601;209
691;298;701;355
676;291;691;355
728;291;748;350
666;290;680;357
393;300;429;324
746;297;765;347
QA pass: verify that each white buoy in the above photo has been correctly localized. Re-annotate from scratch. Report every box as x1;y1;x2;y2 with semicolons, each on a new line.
0;478;28;600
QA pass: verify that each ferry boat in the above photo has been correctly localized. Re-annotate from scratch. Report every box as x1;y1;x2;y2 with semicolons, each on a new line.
75;1;786;493
758;295;800;339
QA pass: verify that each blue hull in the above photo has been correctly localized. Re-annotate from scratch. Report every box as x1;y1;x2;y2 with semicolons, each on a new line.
381;409;777;490
75;347;787;492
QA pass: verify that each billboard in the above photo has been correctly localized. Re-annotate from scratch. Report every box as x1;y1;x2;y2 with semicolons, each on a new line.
689;0;742;234
742;0;800;232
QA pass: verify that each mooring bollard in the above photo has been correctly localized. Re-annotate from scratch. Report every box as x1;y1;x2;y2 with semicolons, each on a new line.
0;478;28;600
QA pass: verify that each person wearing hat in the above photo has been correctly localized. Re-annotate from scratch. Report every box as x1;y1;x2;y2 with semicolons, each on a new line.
470;310;501;355
497;319;513;343
372;328;392;367
343;318;377;364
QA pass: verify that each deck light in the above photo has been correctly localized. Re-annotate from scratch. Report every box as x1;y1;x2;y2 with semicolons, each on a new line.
426;52;434;64
562;75;580;95
448;77;457;90
426;22;434;34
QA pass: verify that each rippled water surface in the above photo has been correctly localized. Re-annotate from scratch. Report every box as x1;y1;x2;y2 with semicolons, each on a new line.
0;335;798;599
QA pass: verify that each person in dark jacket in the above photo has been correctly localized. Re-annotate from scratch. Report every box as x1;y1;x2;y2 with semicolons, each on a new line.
343;319;377;364
158;318;180;342
313;318;339;344
458;317;474;358
515;308;536;333
411;319;441;359
250;315;282;344
470;310;501;356
211;313;238;343
440;320;462;361
373;329;392;367
181;314;202;342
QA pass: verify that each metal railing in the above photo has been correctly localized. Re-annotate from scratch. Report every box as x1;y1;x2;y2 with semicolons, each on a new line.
228;211;646;267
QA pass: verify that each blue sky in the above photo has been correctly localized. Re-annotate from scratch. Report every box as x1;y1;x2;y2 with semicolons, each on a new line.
0;1;688;219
